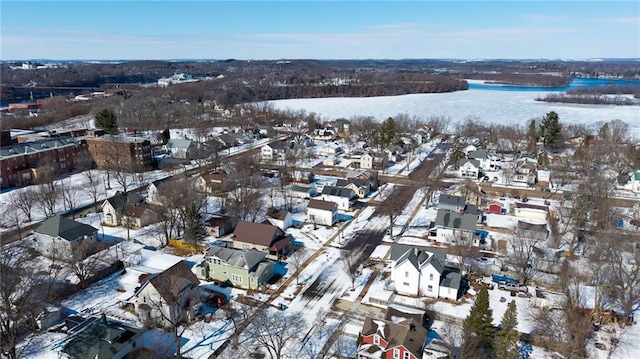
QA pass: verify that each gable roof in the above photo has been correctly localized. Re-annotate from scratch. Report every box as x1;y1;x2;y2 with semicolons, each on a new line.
458;158;481;168
166;138;194;149
103;192;144;212
515;201;548;212
62;317;144;359
441;268;462;290
142;261;199;305
267;141;291;150
291;184;315;193
321;185;354;198
361;317;426;357
439;194;467;208
233;220;285;247
467;149;489;159
308;199;338;211
267;208;290;221
434;209;477;232
205;246;267;270
35;215;97;241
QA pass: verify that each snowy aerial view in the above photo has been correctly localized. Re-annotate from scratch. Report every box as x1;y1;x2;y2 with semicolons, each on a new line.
2;1;640;359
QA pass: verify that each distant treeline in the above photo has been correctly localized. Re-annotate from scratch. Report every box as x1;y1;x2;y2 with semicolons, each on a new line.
536;93;639;106
567;85;640;98
464;73;572;87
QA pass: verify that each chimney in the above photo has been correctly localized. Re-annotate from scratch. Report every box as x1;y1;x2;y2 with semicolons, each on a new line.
101;313;107;324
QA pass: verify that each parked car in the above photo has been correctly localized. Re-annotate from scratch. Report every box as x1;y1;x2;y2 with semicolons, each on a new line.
498;281;527;293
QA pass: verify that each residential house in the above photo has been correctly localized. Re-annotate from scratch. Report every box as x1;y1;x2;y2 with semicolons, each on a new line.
255;125;275;138
321;185;356;211
33;215;99;257
230;221;293;260
146;180;163;205
261;142;292;161
346;170;379;191
358;316;427;359
450;180;485;207
195;171;227;194
513;159;538;185
60;316;150;359
134;261;200;327
438;194;467;213
429;209;478;245
312;128;336;141
214;133;239;149
290;184;317;199
467;149;495;170
336;178;370;199
360;153;374;170
458;158;480;179
513;202;548;221
389;244;461;300
266;208;293;230
121;205;159;228
164;138;197;160
320;142;343;156
192;246;274;290
101;192;145;227
537;169;551;183
204;215;238;238
307;199;339;226
331;118;351;136
463;144;478;155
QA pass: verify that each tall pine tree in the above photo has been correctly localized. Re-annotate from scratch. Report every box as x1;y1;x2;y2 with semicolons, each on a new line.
539;111;562;150
463;286;495;352
94;108;118;134
494;300;520;359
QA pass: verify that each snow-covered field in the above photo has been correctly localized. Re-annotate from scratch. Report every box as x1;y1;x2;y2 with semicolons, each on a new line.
268;89;640;137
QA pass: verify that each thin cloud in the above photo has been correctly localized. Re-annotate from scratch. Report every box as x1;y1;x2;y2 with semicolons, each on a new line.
522;14;567;23
592;16;640;25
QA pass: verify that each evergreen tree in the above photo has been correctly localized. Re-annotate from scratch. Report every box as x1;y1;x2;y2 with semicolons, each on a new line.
539;111;562;150
494;300;520;359
463;286;495;351
94;108;118;134
527;119;538;153
183;204;206;251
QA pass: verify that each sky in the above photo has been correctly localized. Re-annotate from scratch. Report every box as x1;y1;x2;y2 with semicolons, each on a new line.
1;1;639;60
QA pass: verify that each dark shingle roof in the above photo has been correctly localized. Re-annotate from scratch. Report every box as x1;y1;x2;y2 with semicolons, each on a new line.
321;185;354;198
144;261;199;305
233;220;284;247
104;192;144;212
434;209;477;231
35;215;97;241
308;199;338;211
439;194;466;208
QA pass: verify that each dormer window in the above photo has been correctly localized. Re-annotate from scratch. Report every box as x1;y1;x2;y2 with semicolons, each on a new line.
373;334;380;345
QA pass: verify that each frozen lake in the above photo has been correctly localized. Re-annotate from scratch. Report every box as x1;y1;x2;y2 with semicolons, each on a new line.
268;88;640;137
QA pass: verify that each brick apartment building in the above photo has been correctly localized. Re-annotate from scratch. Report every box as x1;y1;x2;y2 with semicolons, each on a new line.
0;137;87;188
85;135;154;171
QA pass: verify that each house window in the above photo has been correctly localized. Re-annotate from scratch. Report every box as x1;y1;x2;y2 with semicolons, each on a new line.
393;348;400;359
405;271;409;278
403;352;411;359
428;285;433;292
373;334;379;345
429;273;434;281
231;274;242;283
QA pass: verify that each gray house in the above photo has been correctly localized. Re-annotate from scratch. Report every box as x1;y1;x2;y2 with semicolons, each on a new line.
429;209;478;245
193;246;274;290
33;215;99;257
438;194;467;212
164;138;197;160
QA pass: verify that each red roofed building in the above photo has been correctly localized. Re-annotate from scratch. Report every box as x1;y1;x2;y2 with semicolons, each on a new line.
358;317;427;359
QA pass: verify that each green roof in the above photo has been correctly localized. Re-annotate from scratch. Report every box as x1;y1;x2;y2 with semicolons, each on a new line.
63;318;144;359
35;215;97;241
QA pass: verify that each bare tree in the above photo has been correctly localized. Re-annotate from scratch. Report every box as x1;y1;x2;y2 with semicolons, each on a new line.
60;179;80;219
1;205;24;240
340;250;361;291
82;168;103;213
247;310;306;359
507;231;543;286
7;188;36;223
68;240;112;283
0;243;42;359
289;247;307;285
34;181;59;218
